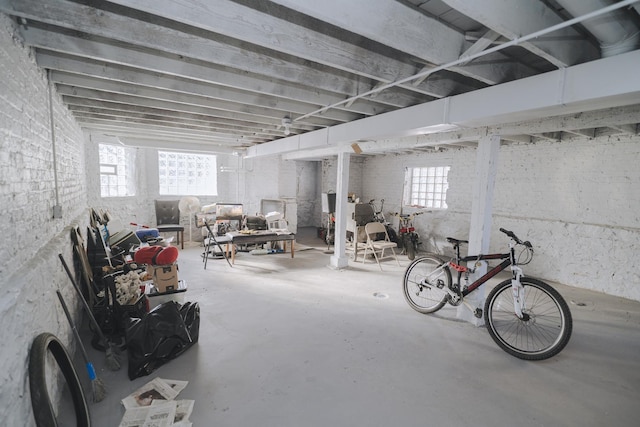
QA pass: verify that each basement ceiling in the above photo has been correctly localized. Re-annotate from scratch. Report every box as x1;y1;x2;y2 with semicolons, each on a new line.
2;0;639;155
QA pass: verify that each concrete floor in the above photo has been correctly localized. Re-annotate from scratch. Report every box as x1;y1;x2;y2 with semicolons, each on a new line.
66;227;640;426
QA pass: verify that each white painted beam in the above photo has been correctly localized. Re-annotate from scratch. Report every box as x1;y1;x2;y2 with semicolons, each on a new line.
458;134;501;325
78;119;256;144
70;106;284;137
329;152;350;270
48;69;356;124
115;136;242;155
0;0;425;110
269;0;532;85
246;51;640;159
21;27;367;119
105;0;479;97
442;0;600;68
61;94;293;130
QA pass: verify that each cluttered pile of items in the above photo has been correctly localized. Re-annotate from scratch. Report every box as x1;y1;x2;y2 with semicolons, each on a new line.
83;209;195;350
29;208;200;426
197;202;293;265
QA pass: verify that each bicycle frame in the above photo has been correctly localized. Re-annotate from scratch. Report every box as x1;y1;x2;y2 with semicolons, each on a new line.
393;212;423;258
403;228;571;360
429;240;527;319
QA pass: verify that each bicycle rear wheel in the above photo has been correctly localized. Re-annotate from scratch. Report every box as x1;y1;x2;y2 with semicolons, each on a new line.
403;256;451;313
484;277;572;360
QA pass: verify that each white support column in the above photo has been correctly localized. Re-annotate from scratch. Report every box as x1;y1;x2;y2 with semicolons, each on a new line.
457;134;501;325
329;152;350;269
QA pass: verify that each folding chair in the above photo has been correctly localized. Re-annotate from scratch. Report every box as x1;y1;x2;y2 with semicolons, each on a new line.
362;222;400;270
203;220;232;268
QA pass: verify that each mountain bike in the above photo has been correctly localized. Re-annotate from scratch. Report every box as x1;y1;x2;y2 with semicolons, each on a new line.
393;212;423;260
403;228;572;360
368;199;398;243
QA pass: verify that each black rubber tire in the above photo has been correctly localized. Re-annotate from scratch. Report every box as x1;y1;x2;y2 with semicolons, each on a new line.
29;332;91;427
407;237;416;260
403;256;451;313
484;277;573;360
386;226;398;244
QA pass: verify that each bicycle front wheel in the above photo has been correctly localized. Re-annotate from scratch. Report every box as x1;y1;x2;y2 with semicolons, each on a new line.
484;277;572;360
407;238;416;260
403;256;451;313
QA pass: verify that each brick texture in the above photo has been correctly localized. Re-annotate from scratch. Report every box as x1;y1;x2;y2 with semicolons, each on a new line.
355;136;640;301
0;14;88;425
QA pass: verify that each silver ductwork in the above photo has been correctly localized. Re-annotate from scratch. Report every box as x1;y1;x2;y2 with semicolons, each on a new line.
556;0;640;57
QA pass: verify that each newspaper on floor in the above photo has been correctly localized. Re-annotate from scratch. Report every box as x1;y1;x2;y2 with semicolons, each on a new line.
172;400;195;423
159;378;189;395
118;406;150;427
118;401;194;427
119;377;194;427
121;377;180;410
143;400;177;427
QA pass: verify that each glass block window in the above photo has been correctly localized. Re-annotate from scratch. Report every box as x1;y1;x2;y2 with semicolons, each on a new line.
158;151;218;196
404;166;450;209
99;144;136;197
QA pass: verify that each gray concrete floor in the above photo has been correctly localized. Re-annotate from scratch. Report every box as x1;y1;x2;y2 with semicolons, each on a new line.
67;227;640;426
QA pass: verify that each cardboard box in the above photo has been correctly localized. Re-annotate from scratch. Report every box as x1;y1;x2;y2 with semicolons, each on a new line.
146;280;187;311
147;263;179;292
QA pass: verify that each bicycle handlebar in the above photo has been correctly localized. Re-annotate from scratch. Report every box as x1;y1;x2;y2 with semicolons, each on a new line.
393;212;424;218
499;228;532;248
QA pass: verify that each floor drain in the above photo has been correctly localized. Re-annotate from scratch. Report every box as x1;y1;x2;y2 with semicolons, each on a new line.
373;292;389;299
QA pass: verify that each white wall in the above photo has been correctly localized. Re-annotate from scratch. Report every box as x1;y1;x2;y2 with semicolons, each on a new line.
84;141;320;238
355;135;640;301
0;14;89;424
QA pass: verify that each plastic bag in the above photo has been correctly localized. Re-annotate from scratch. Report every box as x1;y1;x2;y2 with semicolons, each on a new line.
126;301;200;380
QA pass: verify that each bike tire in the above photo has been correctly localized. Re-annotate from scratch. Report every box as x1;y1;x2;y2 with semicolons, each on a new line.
403;256;451;313
386;226;398;244
407;239;416;260
29;332;91;427
484;277;573;360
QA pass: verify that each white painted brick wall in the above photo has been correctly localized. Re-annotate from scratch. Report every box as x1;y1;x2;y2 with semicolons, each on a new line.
0;13;89;425
83;141;321;240
351;135;640;301
492;135;640;301
294;161;320;227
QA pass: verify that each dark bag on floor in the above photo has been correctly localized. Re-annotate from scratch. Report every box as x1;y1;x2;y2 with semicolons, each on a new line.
126;301;200;380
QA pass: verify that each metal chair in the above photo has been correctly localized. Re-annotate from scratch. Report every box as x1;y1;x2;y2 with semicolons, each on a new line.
202;220;232;268
154;200;185;249
362;222;400;270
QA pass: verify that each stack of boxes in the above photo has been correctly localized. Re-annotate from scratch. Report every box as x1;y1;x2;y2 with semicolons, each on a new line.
145;263;187;311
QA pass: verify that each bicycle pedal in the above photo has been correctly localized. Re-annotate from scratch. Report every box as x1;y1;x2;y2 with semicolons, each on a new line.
474;308;483;318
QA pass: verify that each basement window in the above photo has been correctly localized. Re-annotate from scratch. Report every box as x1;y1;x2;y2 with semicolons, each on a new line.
403;166;450;209
158;151;218;196
99;144;136;197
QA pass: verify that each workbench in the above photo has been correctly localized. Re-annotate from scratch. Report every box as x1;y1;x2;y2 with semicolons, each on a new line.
225;230;296;264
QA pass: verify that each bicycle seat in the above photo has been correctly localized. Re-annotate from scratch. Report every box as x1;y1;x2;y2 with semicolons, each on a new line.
446;237;468;245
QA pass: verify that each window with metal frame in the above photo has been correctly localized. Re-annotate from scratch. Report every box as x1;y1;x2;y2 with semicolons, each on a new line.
404;166;450;209
99;144;136;197
158;151;218;196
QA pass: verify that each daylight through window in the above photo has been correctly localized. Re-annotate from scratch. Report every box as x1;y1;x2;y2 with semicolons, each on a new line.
404;166;450;209
158;151;218;196
99;144;136;197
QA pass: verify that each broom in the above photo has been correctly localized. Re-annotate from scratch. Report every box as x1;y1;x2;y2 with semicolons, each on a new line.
56;290;107;402
59;253;122;371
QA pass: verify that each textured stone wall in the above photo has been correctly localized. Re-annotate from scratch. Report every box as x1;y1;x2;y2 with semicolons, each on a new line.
356;135;640;301
0;13;89;424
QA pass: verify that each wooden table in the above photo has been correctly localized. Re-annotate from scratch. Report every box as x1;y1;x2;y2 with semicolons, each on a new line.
225;230;296;264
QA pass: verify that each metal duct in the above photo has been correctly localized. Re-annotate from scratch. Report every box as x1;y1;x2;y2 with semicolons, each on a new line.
556;0;640;57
